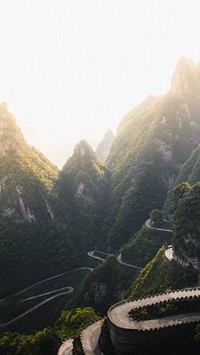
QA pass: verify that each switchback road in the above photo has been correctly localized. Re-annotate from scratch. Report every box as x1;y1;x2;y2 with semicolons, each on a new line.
108;289;200;330
81;320;102;355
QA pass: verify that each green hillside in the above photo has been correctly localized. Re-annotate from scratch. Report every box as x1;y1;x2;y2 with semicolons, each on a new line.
1;59;200;353
57;140;110;247
104;58;200;250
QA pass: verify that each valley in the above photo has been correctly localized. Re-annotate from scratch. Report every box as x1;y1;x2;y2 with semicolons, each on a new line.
0;58;200;354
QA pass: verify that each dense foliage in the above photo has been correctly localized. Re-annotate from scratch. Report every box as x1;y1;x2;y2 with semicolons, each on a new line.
126;247;199;300
120;225;171;267
0;328;60;355
129;297;200;321
56;307;100;340
79;256;139;313
0;220;84;298
57;140;111;248
0;307;99;354
2;59;200;352
172;182;200;261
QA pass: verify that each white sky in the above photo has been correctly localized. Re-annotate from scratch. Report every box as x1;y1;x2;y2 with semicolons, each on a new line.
0;0;200;167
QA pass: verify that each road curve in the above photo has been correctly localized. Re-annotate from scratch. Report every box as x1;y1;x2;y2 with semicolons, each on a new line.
0;288;74;327
21;286;72;302
145;219;172;233
2;267;93;301
58;338;73;355
81;320;102;355
117;253;142;269
165;246;174;261
0;267;94;327
88;250;141;269
87;251;106;263
108;289;200;331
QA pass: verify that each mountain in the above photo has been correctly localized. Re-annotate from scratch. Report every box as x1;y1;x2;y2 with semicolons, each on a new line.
1;58;200;352
172;182;200;269
175;144;200;185
103;58;200;250
0;104;83;297
0;102;58;223
95;129;115;162
57;140;110;247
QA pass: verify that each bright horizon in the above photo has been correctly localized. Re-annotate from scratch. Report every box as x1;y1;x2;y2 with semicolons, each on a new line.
0;0;200;167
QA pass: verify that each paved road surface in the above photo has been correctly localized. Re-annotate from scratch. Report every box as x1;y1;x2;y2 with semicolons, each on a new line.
145;218;172;233
108;289;200;330
117;253;142;269
21;286;72;302
81;321;102;355
87;251;106;263
58;338;73;355
88;250;142;269
0;288;74;327
165;246;174;261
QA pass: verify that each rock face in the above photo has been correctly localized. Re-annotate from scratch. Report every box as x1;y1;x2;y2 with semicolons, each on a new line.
102;58;200;250
172;183;200;270
0;102;26;155
58;140;110;247
96;129;114;162
0;103;58;223
170;58;200;100
61;140;109;204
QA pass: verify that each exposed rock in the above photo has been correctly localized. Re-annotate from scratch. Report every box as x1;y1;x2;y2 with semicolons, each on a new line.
174;248;200;270
84;282;108;307
0;176;7;195
170;58;200;100
44;199;54;220
0;102;25;155
76;182;85;196
154;139;172;162
96;129;114;162
16;187;35;223
2;208;15;217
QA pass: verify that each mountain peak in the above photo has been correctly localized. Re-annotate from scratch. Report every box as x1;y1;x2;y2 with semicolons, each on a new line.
170;58;200;99
96;129;115;162
74;140;93;158
0;102;26;154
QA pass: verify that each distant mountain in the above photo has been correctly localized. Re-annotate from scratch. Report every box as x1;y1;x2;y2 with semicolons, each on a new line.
103;58;200;250
96;129;114;162
57;140;110;247
0;102;58;223
0;104;82;297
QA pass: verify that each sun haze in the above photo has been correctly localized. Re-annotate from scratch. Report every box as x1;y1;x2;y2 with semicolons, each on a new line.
0;0;199;167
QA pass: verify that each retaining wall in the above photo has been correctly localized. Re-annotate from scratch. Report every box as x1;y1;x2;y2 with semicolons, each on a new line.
107;290;200;354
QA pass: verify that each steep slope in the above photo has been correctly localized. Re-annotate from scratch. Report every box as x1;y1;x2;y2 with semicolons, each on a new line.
0;104;82;297
57;140;110;247
172;182;200;270
0;102;58;223
175;144;200;185
126;247;199;301
104;58;200;250
95;129;114;162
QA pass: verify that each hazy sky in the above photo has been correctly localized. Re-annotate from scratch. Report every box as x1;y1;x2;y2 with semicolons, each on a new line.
0;0;200;167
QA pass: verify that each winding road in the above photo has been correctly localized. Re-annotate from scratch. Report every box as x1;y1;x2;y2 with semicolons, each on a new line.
0;288;74;327
108;289;200;331
1;217;175;353
88;250;142;269
81;321;102;355
0;267;93;328
145;218;172;233
145;218;174;261
58;338;73;355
